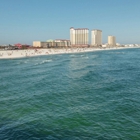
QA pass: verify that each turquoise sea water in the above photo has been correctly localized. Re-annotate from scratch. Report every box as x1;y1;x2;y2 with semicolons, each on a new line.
0;48;140;140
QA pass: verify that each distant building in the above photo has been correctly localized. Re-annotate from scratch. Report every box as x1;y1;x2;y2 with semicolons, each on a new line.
33;40;70;48
91;30;102;46
33;41;42;47
108;36;116;46
54;39;71;47
102;44;108;47
116;43;121;47
70;27;89;46
14;43;22;49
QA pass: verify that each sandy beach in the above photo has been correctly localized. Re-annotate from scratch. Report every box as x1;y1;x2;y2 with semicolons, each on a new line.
0;46;139;59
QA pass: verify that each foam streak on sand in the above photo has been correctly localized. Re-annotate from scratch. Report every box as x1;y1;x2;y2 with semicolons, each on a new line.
0;47;139;59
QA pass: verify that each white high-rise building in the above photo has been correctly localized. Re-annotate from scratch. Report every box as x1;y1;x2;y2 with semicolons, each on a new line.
91;30;102;46
70;27;89;46
108;36;116;46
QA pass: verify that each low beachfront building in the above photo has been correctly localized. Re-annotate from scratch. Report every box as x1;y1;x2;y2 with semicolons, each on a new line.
33;39;70;48
33;41;42;47
54;39;71;47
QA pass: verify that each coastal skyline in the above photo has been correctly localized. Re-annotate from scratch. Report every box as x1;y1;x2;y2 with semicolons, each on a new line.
0;0;140;45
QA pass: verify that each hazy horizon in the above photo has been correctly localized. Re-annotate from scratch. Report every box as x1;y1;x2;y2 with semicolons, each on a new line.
0;0;140;45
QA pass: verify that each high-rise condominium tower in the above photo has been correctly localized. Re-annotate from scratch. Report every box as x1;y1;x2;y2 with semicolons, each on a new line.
70;27;89;46
91;30;102;46
108;36;116;46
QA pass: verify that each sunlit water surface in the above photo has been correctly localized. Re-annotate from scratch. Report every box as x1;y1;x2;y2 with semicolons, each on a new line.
0;48;140;140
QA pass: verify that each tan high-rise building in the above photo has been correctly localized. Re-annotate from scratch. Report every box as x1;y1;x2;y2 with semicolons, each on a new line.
70;27;89;46
108;36;116;46
91;30;102;46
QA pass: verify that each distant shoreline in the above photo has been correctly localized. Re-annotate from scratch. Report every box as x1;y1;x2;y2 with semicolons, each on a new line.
0;46;139;59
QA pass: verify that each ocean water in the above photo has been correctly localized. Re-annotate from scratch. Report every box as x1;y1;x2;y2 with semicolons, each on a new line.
0;48;140;140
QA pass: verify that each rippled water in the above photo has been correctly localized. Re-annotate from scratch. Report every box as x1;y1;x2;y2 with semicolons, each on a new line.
0;48;140;140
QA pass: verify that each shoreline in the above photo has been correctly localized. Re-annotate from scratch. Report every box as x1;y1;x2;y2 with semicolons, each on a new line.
0;46;139;59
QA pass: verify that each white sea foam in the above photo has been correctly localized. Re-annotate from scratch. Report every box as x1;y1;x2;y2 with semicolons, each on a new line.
17;61;27;65
34;59;52;65
81;55;85;57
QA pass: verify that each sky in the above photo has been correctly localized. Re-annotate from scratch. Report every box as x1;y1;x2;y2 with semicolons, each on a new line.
0;0;140;45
